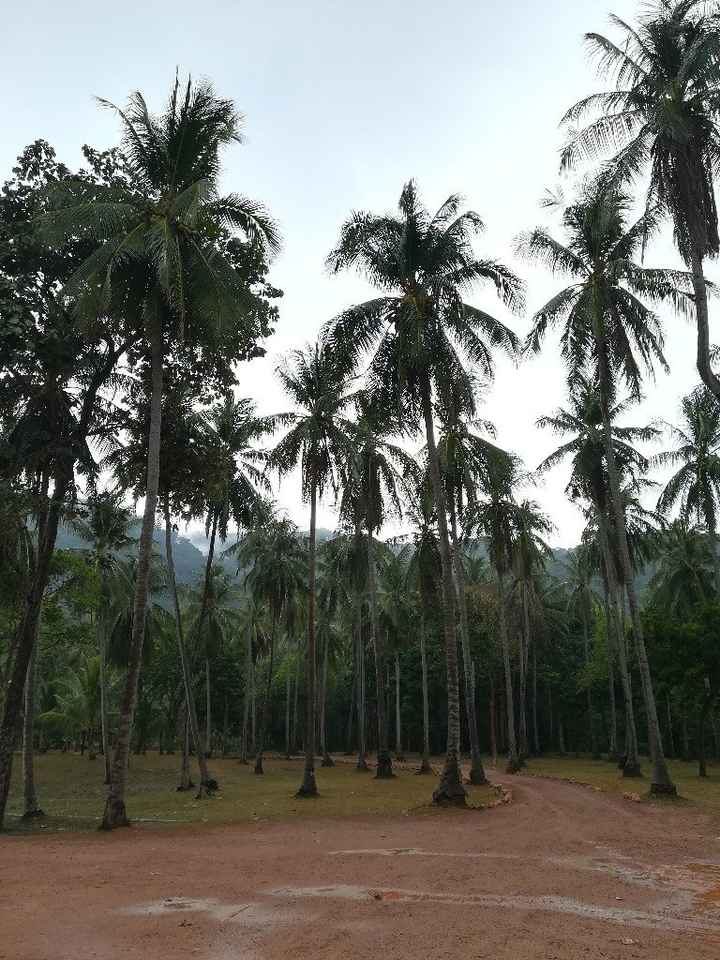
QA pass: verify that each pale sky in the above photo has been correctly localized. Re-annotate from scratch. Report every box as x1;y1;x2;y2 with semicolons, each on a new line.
3;0;713;548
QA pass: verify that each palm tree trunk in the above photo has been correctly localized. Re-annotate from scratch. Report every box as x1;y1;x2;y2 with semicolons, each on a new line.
366;528;393;778
0;460;72;828
420;382;466;805
604;585;619;762
582;606;599;759
394;653;404;761
285;660;292;760
22;642;43;819
240;623;253;764
497;567;520;772
448;498;487;784
519;589;530;760
96;571;111;785
596;346;675;795
345;667;356;755
356;598;369;771
163;501;213;793
297;478;318;797
255;615;276;775
320;631;334;766
489;674;498;768
532;641;540;755
292;653;300;754
205;659;212;759
101;315;163;830
666;695;676;759
690;245;720;401
418;613;431;774
177;706;193;791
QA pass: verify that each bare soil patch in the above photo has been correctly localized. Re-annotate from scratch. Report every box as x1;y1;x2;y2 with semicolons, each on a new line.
2;769;720;959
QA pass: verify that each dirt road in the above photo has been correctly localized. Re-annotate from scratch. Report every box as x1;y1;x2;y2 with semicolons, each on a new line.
2;772;720;959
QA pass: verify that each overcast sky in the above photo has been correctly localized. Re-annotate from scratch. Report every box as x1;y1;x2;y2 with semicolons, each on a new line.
3;0;713;548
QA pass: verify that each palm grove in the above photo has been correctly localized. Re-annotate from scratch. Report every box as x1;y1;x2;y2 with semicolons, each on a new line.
3;0;720;829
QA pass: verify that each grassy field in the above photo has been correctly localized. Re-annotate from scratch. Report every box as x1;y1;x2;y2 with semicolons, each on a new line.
524;755;720;813
4;752;498;833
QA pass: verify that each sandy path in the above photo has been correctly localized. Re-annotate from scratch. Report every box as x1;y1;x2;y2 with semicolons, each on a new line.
1;772;720;959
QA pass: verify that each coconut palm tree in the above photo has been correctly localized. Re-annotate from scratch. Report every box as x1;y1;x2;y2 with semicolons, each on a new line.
521;175;683;794
326;180;522;804
71;491;134;782
656;385;720;583
537;377;659;772
268;339;354;796
436;402;510;783
43;77;279;828
561;0;720;399
339;395;417;777
650;519;715;615
469;456;525;773
511;499;554;759
233;515;306;773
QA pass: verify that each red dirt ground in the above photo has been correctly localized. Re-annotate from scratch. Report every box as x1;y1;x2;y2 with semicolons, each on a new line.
2;772;720;959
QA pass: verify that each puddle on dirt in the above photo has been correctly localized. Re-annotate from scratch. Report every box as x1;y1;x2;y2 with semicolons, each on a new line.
270;884;720;932
123;897;303;928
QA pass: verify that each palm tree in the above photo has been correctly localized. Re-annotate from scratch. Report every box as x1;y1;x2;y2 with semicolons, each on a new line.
563;545;600;758
521;175;682;794
561;0;720;399
42;656;107;758
326;180;522;804
656;385;720;583
339;396;416;777
469;457;525;773
268;339;354;796
71;491;134;783
44;78;279;829
436;405;510;782
650;519;715;615
187;565;238;762
511;499;554;759
233;515;306;774
537;377;658;772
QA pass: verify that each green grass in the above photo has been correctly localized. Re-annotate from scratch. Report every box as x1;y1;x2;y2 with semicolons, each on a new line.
522;755;720;813
5;752;498;834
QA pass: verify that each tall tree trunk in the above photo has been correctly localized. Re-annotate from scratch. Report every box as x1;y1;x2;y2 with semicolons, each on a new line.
666;695;676;760
205;659;212;759
690;245;720;401
344;666;356;755
448;498;487;784
255;615;276;775
297;479;318;797
604;586;619;762
596;511;641;777
582;606;599;759
417;613;431;774
497;567;520;772
596;343;675;795
163;502;213;793
22;641;43;819
356;598;369;771
292;652;300;754
489;674;498;768
177;706;193;791
421;382;465;805
518;589;530;759
97;573;111;785
558;716;566;755
101;316;163;829
285;657;292;760
0;461;72;828
240;622;253;764
366;529;393;778
394;652;404;761
698;690;712;778
531;641;540;755
320;630;334;766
